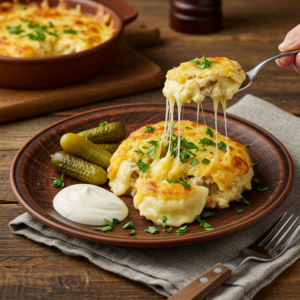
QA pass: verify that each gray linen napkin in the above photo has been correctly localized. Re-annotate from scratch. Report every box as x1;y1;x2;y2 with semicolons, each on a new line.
9;94;300;300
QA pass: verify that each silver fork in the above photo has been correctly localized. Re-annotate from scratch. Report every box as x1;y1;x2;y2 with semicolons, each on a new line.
168;212;300;300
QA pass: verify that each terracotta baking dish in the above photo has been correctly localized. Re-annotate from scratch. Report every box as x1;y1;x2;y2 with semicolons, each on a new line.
0;0;137;89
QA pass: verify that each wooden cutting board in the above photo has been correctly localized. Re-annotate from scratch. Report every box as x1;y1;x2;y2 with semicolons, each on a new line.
0;21;163;124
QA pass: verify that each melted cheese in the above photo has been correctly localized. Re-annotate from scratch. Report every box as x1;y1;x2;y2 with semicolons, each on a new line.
0;0;114;57
134;178;208;227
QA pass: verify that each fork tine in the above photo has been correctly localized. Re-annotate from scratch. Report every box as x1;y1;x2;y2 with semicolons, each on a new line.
274;224;300;256
270;217;299;252
264;214;294;249
257;212;287;247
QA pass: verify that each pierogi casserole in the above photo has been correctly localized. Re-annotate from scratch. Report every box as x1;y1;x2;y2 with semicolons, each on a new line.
0;0;115;57
108;56;254;227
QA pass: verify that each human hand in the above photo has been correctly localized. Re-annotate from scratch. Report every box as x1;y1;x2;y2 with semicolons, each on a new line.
276;24;300;73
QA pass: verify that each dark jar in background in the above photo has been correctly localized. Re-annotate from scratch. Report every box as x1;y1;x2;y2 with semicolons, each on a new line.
170;0;222;34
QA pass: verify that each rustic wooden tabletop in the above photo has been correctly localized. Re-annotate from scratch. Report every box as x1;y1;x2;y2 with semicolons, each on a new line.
1;0;300;299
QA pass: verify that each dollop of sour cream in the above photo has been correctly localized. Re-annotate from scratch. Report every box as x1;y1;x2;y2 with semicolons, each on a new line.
53;184;129;225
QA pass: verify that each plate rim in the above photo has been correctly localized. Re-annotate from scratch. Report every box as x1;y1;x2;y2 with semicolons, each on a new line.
10;103;295;248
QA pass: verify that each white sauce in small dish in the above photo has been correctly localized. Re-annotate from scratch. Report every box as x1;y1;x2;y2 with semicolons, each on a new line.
53;184;129;225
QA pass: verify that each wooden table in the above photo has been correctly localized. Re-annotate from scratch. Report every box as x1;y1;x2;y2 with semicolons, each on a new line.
1;0;300;299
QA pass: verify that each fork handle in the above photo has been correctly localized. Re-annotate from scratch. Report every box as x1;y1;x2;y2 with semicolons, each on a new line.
168;263;232;300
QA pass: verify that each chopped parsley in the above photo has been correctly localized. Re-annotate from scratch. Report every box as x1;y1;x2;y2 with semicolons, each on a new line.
185;126;192;130
205;127;214;137
144;226;159;234
93;226;112;232
128;145;132;150
195;216;212;228
136;159;150;173
210;152;214;155
129;229;136;235
191;55;213;69
252;178;260;185
64;29;77;34
190;158;199;166
142;146;148;149
89;36;93;40
199;138;216;146
195;215;201;223
161;216;167;227
28;21;39;28
49;22;54;28
244;144;250;149
163;227;173;233
177;225;187;235
122;221;134;229
7;25;24;34
237;209;244;214
201;211;214;218
145;140;159;157
134;148;144;155
36;183;40;185
252;160;258;166
51;174;65;188
180;181;191;188
99;121;108;127
188;151;196;158
85;134;89;140
180;150;190;163
218;141;227;152
181;138;198;150
257;187;269;192
142;124;154;133
112;218;120;225
199;143;206;151
205;228;215;231
103;218;120;227
166;178;176;184
27;27;46;41
241;197;250;205
20;18;29;22
202;158;210;164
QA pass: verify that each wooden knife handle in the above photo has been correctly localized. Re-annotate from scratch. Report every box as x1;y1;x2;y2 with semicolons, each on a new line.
168;263;231;300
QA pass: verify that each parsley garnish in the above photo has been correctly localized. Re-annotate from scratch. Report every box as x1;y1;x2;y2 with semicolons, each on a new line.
195;215;201;223
64;29;77;34
202;158;210;164
104;218;120;227
112;218;120;225
180;181;191;188
27;27;46;41
201;211;214;218
51;174;65;188
161;216;167;227
144;226;159;234
210;152;214;155
85;134;89;140
195;216;212;228
20;18;28;22
129;229;136;235
146;140;159;157
200;143;206;151
257;187;269;192
241;197;250;205
93;226;112;232
99;121;108;127
89;36;93;40
185;126;192;130
7;25;24;34
177;225;187;235
218;141;227;152
205;228;215;231
28;21;39;28
181;137;198;150
252;178;260;185
136;159;150;173
180;150;190;163
190;158;199;166
166;178;176;184
128;145;132;150
252;160;258;166
199;138;216;146
205;127;213;137
49;22;54;28
122;221;134;229
190;57;200;64
237;209;244;214
244;144;250;148
134;148;144;155
142;124;154;133
163;227;173;233
36;183;40;185
142;146;148;149
190;56;213;69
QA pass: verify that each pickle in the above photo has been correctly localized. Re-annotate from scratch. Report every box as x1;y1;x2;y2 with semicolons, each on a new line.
60;133;112;169
97;143;119;154
51;151;107;185
78;122;127;144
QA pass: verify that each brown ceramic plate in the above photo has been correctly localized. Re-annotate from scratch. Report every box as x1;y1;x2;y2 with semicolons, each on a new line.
0;0;137;89
10;103;294;248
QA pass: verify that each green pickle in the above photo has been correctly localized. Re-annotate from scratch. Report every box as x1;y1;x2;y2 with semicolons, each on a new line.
60;133;111;169
51;151;107;185
97;143;119;154
77;122;127;144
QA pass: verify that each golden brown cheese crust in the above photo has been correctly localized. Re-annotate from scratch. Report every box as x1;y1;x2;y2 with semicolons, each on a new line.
0;0;114;57
162;57;246;104
108;120;254;208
